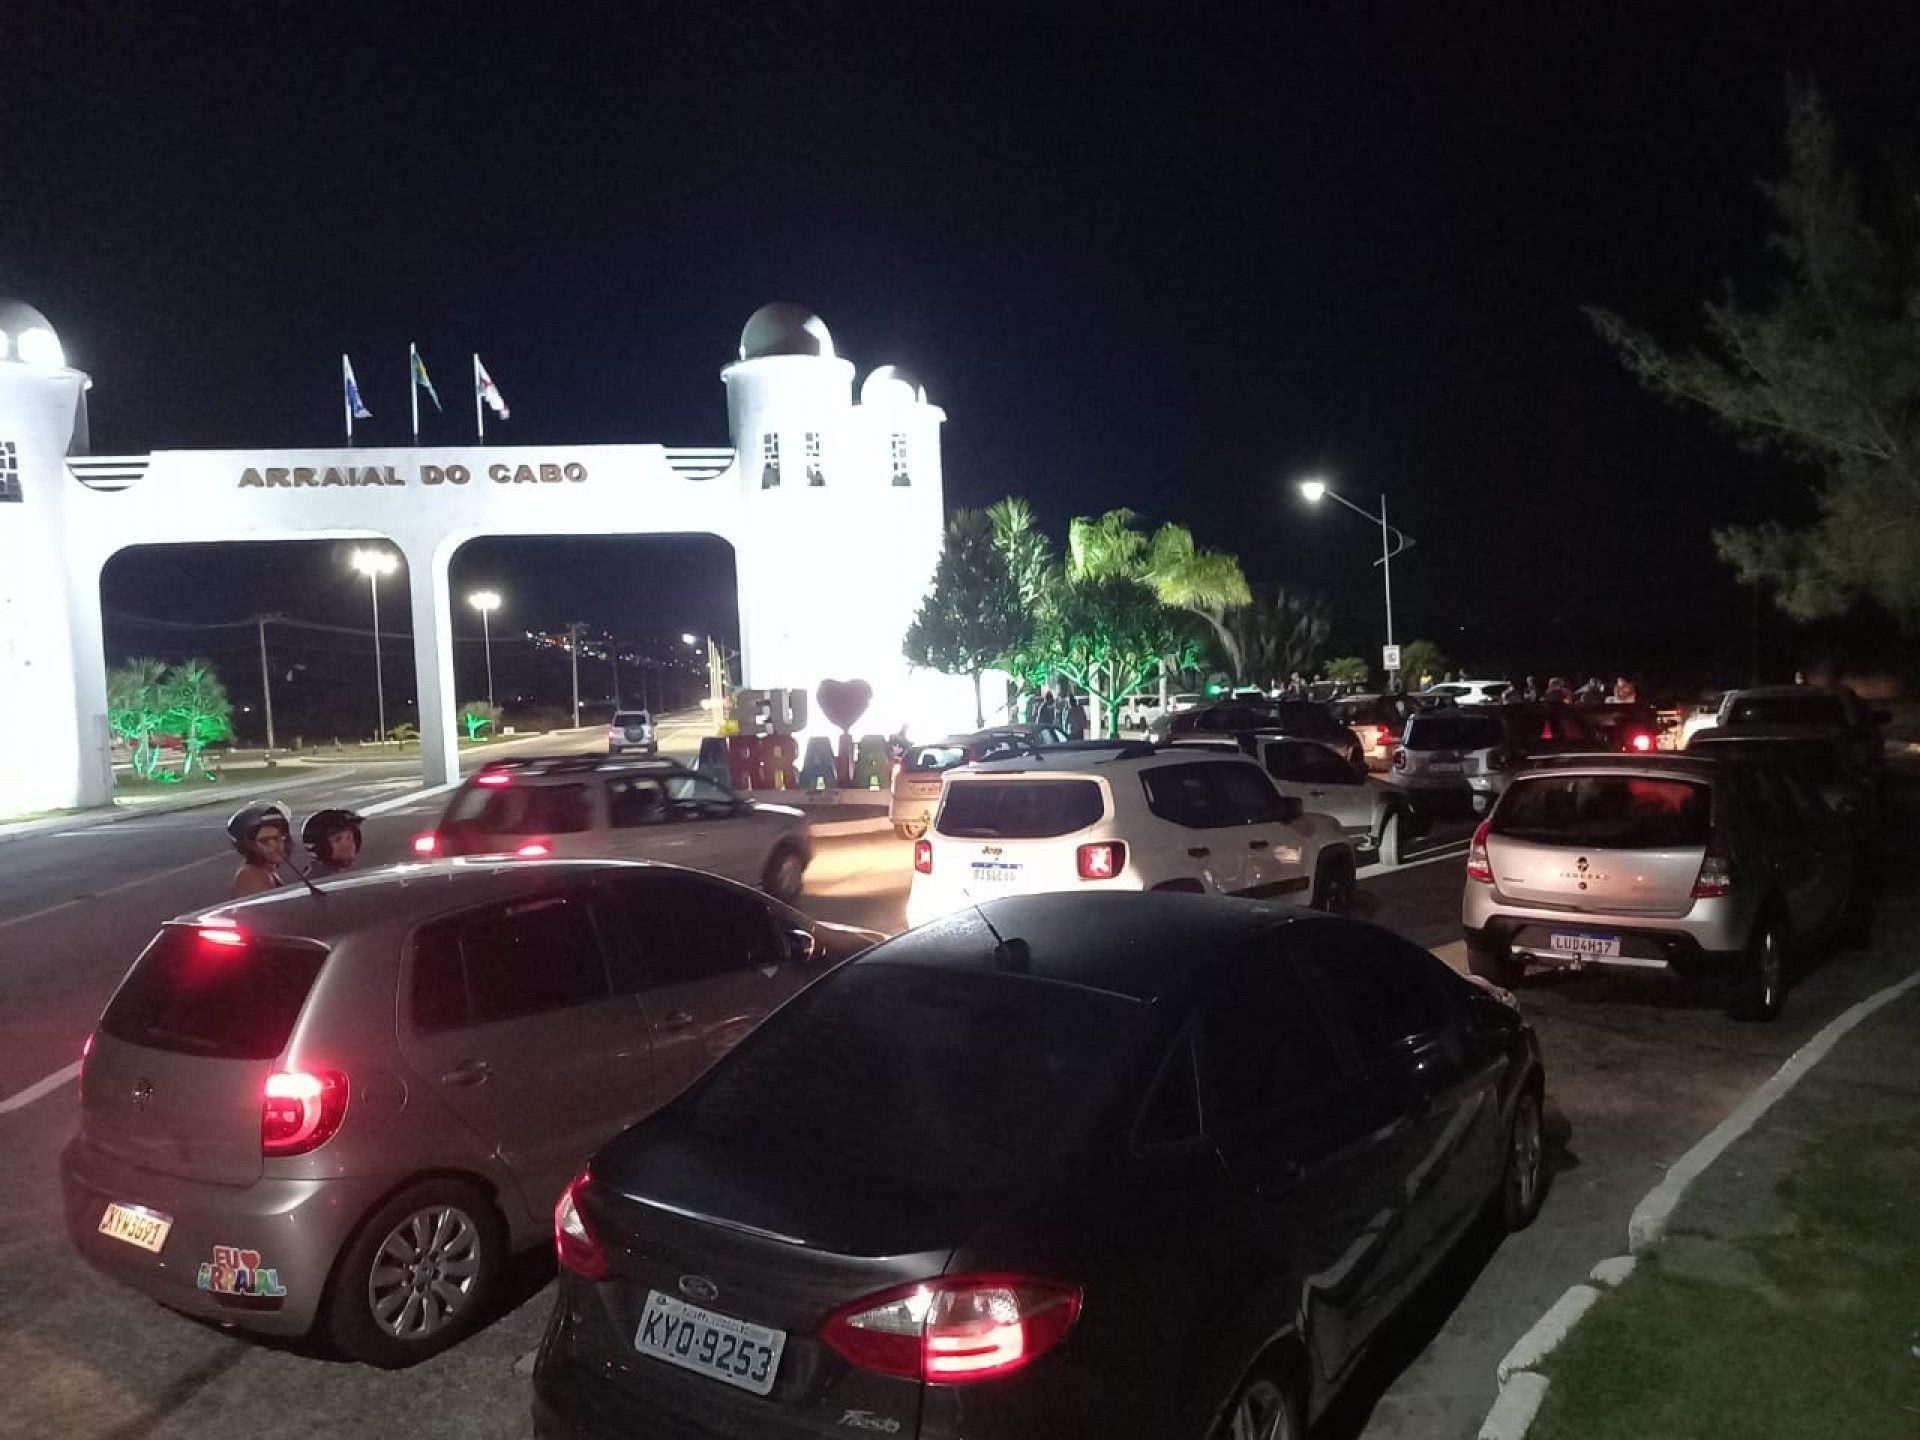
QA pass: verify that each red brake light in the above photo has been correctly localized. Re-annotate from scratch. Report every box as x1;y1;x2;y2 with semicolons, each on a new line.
1466;819;1493;884
515;839;553;858
1372;725;1393;747
411;831;440;855
1076;841;1126;880
913;839;933;874
476;770;513;787
1630;732;1654;753
261;1070;349;1155
822;1274;1082;1383
554;1170;609;1280
198;925;247;948
1691;830;1733;899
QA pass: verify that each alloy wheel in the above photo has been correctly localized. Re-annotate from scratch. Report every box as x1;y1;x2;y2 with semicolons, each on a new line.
1224;1377;1294;1440
366;1204;483;1341
1509;1090;1544;1220
1756;926;1783;1012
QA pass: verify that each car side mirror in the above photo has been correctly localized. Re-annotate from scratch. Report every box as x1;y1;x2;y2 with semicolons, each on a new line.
785;927;820;964
1276;796;1304;823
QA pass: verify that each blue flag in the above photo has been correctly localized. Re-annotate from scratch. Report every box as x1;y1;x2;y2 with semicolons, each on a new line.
342;355;372;419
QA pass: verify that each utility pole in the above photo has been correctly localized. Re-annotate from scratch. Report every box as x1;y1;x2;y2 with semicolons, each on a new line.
566;621;585;729
256;614;281;753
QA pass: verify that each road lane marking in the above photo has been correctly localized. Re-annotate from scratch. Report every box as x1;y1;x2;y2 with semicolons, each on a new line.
0;1060;80;1115
359;781;460;817
0;851;227;932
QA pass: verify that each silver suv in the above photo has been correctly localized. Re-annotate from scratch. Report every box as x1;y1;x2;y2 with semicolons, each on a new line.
1397;703;1593;814
607;710;656;756
61;860;875;1365
1461;753;1859;1020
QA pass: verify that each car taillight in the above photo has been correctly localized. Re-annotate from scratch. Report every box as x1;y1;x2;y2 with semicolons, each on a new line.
822;1274;1082;1383
1373;725;1393;748
261;1070;349;1156
412;831;440;855
476;770;512;787
1466;819;1494;884
1691;831;1733;899
554;1170;609;1280
1629;731;1654;753
515;838;552;858
198;924;247;948
913;839;933;874
1076;841;1126;880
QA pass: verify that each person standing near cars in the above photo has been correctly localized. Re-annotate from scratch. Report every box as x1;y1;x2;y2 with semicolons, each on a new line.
301;807;365;877
1066;693;1090;740
228;802;294;897
1035;688;1058;729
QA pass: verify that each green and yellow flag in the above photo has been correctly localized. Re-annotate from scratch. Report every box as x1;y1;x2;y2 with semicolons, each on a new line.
410;344;442;414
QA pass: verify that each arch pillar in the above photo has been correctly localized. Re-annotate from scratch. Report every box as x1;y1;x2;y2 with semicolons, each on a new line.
403;538;460;790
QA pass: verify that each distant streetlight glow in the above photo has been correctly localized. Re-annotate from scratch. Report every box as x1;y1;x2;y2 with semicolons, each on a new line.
348;549;400;740
1299;477;1328;503
681;632;698;647
468;589;503;709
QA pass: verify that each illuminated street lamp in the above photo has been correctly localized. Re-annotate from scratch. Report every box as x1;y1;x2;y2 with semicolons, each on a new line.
349;549;400;741
468;589;503;708
1297;476;1415;687
684;631;724;718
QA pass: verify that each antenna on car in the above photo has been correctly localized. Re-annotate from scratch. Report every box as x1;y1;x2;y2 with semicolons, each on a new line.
283;862;326;898
971;903;1031;974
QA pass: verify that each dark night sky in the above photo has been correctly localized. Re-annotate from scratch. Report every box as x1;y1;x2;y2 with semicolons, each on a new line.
7;2;1915;733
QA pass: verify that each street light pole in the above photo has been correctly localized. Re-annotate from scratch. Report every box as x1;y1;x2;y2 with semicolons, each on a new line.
349;549;400;742
256;614;279;754
467;590;502;709
1299;477;1414;687
566;621;585;729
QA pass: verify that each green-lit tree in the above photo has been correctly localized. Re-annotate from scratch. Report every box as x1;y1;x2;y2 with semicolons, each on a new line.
460;699;502;740
905;509;1029;727
158;659;233;778
1046;574;1189;736
1587;86;1920;626
1398;639;1450;689
107;657;170;778
1325;656;1371;686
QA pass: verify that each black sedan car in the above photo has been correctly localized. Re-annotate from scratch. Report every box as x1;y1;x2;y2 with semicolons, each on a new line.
532;892;1546;1440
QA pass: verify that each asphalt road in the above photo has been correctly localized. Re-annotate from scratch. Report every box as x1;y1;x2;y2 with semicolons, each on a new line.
0;762;1910;1440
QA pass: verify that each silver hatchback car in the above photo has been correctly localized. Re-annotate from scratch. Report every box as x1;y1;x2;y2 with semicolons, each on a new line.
1461;753;1859;1020
61;860;875;1365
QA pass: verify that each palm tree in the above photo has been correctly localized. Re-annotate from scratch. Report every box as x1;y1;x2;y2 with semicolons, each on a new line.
159;658;234;778
1222;587;1332;688
107;657;170;778
1066;508;1150;582
1141;523;1253;695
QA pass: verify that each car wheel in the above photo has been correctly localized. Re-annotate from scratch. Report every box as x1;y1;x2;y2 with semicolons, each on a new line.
1376;809;1404;867
1499;1083;1547;1230
762;843;807;904
1212;1369;1301;1440
1310;854;1355;916
1730;914;1787;1022
1467;936;1525;989
325;1177;505;1368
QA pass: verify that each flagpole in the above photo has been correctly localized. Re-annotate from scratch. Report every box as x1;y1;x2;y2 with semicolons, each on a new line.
474;353;484;444
410;343;420;446
343;355;353;447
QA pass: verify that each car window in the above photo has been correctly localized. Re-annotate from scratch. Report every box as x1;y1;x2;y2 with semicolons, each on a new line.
1140;762;1221;828
1492;775;1711;849
974;737;1033;763
909;745;968;771
1727;694;1848;728
1404;713;1503;751
101;928;329;1060
1268;740;1355;786
1197;955;1346;1130
410;890;610;1032
661;772;741;810
612;711;651;727
1294;928;1451;1062
1209;762;1285;825
936;779;1106;838
607;775;671;827
598;872;777;989
446;780;595;835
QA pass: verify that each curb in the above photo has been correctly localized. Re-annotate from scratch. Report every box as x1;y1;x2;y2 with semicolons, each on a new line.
1473;963;1920;1439
0;768;338;843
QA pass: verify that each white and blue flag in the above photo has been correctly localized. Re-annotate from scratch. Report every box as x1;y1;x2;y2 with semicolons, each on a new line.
342;354;372;419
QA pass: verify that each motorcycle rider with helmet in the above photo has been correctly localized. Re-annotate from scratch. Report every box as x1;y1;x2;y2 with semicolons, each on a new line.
227;802;294;897
301;807;364;876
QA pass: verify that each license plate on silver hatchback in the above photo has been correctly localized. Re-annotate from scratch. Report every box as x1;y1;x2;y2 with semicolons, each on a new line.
635;1291;786;1396
1550;932;1621;959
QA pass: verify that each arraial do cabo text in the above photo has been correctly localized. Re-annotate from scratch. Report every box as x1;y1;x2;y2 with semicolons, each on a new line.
237;460;590;489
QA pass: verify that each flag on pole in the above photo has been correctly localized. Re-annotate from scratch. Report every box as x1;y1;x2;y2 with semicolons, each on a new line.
474;355;510;418
410;344;443;414
342;355;372;419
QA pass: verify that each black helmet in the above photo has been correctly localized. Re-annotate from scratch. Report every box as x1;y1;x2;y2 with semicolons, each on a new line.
227;801;293;857
301;807;365;860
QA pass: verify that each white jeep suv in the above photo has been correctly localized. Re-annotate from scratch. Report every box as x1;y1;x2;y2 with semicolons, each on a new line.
905;747;1355;929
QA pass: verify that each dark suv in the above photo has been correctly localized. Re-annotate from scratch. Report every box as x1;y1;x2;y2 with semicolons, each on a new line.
1159;698;1366;770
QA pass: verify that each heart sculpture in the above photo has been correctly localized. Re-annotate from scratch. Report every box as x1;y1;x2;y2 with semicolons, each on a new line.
816;678;873;733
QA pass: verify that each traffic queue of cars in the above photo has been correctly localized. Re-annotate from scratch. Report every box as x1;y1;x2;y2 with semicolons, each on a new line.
56;682;1884;1438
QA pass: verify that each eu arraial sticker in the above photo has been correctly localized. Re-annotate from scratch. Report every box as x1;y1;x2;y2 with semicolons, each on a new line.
197;1245;287;1299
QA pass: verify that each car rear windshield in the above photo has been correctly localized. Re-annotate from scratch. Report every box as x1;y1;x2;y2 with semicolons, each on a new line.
446;779;595;834
682;964;1141;1184
1492;775;1712;849
1726;694;1848;727
908;744;968;771
1691;737;1843;781
1404;713;1503;750
612;712;650;726
100;927;329;1060
936;778;1106;838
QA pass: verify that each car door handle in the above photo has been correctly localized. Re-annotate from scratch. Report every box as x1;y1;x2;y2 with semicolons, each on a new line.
439;1059;491;1088
1249;839;1270;850
1188;846;1211;858
661;1010;696;1031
